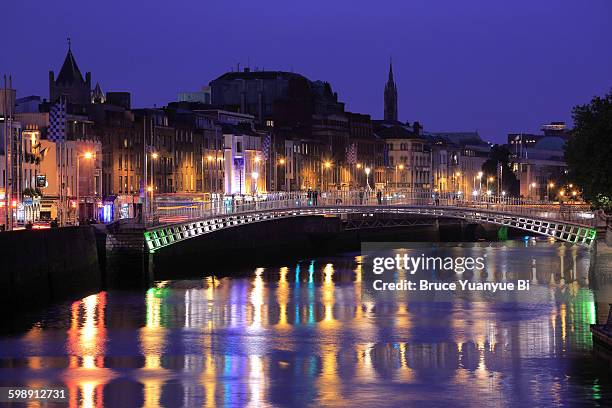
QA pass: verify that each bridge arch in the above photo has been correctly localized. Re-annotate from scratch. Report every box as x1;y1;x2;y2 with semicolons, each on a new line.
144;204;597;253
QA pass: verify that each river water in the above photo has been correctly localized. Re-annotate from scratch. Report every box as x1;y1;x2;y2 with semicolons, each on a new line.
1;241;611;407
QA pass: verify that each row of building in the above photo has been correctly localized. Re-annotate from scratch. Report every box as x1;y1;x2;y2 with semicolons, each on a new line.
0;46;571;227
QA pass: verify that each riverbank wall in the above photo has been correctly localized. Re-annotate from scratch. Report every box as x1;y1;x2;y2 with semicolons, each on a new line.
0;226;102;315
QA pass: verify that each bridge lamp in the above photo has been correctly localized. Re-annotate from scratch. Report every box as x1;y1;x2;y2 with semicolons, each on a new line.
365;167;371;175
501;191;506;196
569;183;573;188
151;152;159;159
477;171;483;179
486;190;492;196
356;163;362;169
279;158;285;165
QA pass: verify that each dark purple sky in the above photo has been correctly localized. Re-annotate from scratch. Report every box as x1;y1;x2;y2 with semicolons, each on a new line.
2;0;611;142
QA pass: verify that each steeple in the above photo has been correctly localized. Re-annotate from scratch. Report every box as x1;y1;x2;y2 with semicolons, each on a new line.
384;58;398;122
91;82;106;104
49;40;92;105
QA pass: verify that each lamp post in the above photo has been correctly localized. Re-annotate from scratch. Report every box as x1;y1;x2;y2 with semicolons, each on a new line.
477;171;483;193
207;155;213;194
323;161;332;191
365;167;371;191
529;182;537;200
251;171;259;195
150;152;158;214
76;151;94;223
395;164;404;191
546;182;554;201
455;172;461;197
278;157;287;192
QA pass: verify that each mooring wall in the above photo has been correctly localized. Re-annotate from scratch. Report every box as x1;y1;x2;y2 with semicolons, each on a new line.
0;226;101;312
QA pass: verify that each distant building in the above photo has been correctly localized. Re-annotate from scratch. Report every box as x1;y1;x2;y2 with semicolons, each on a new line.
510;136;567;200
425;132;491;195
15;95;42;114
178;86;211;104
377;123;431;190
507;122;570;199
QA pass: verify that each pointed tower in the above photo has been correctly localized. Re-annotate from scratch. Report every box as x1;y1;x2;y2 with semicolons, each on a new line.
384;58;398;122
49;39;91;105
91;82;106;104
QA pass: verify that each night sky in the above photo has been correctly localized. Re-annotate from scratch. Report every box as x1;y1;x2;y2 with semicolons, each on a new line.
2;0;611;142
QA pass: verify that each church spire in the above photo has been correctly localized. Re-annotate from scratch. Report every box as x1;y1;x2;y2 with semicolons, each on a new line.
384;58;398;122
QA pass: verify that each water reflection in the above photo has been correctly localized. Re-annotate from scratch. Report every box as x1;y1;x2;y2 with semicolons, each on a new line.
0;242;610;407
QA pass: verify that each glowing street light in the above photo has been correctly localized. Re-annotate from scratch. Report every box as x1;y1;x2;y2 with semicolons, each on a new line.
252;171;259;194
151;152;159;159
365;167;371;191
279;158;285;165
324;161;332;169
76;151;94;222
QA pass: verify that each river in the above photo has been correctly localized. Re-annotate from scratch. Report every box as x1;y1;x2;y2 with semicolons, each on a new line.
1;240;611;407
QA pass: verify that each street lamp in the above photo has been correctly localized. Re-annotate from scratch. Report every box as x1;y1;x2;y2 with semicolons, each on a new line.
150;152;158;214
547;182;554;201
529;182;537;200
252;171;259;195
76;151;94;223
455;171;461;190
277;158;286;191
323;161;332;190
365;167;371;191
395;164;404;190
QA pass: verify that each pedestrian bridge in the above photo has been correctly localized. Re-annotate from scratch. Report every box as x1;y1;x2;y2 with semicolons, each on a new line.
143;192;599;253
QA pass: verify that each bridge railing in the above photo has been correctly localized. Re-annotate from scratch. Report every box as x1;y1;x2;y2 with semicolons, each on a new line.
150;190;597;227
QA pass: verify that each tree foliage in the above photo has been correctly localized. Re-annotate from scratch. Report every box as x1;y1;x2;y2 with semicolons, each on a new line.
565;89;612;211
481;144;519;196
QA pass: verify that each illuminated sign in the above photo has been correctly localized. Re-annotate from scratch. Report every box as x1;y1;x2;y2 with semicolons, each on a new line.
36;174;48;188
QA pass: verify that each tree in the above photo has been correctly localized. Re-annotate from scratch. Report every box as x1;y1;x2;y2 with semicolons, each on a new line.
481;144;519;196
565;89;612;211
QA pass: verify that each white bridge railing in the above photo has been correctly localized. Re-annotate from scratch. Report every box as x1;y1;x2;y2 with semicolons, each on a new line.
150;190;597;228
